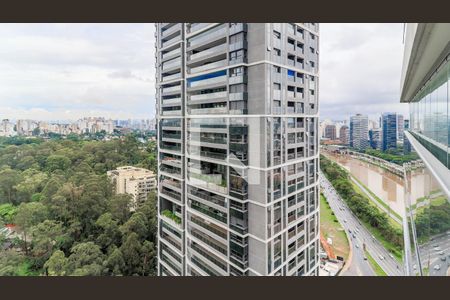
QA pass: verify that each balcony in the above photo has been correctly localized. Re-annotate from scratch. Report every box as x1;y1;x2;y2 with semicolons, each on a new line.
189;106;227;115
161;157;182;169
189;172;227;195
161;72;181;83
162;58;182;72
229;23;246;35
162;23;182;39
188;74;227;90
189;91;227;104
161;178;182;191
162;35;181;49
161;211;182;230
188;23;211;34
162;85;181;96
162;109;182;116
188;26;227;49
189;43;227;63
161;97;182;107
160;143;181;153
189;59;228;74
162;47;181;61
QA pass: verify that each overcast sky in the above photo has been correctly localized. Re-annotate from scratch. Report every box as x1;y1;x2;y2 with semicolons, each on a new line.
0;23;409;122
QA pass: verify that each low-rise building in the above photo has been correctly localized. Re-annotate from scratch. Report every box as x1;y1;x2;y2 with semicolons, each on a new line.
107;166;156;210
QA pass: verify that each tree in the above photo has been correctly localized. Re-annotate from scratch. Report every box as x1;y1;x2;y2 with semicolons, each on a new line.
67;242;105;276
45;155;71;172
95;213;121;250
120;232;142;275
120;212;148;240
0;250;26;275
30;220;67;268
105;247;125;276
141;240;156;276
44;250;68;276
108;194;132;224
0;203;17;224
0;168;22;204
14;202;48;255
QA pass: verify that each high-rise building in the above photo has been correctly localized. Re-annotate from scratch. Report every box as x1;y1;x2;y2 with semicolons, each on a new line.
349;114;368;151
400;23;450;276
381;112;398;151
369;128;382;150
324;124;336;140
339;125;349;145
397;114;404;141
107;166;156;210
155;23;320;276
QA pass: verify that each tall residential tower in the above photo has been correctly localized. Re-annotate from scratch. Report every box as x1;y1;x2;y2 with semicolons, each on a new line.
349;113;369;151
155;23;320;276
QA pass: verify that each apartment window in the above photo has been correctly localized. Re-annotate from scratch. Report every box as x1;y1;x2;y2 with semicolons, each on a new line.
273;66;281;73
229;49;246;63
310;33;315;40
310;47;315;54
230;66;244;77
310;61;315;68
230;32;245;44
273;83;281;90
273;48;281;56
230;84;246;93
273;30;281;39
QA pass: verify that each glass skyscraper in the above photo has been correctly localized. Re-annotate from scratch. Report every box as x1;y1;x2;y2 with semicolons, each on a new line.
400;23;450;276
381;112;398;151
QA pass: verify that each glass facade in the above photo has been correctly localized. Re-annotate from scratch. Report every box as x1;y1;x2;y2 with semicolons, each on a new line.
404;162;450;276
409;60;450;169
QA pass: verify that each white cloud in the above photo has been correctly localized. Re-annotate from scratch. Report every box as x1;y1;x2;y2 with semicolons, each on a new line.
0;23;156;121
319;23;409;121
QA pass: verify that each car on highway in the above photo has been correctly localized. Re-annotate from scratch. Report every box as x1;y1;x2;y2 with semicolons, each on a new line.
348;229;352;234
379;255;384;260
344;219;347;223
440;256;446;262
389;254;394;259
434;265;441;271
363;256;367;260
352;234;356;239
355;244;359;249
438;250;444;255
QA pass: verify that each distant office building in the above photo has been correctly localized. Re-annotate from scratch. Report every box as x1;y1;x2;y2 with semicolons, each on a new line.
397;114;404;141
381;112;398;151
368;119;379;130
369;128;382;150
349;114;369;151
339;125;349;145
107;166;156;210
400;23;450;276
324;124;336;140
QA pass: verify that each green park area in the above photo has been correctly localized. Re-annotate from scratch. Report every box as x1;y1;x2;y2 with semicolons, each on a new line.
320;193;350;260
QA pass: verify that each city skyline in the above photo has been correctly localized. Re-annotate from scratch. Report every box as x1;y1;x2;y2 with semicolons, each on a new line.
0;23;408;121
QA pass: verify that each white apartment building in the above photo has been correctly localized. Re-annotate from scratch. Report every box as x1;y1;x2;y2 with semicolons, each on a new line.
107;166;157;210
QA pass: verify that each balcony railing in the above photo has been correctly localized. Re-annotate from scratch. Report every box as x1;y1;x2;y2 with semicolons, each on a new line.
189;59;227;74
189;75;227;88
190;106;227;115
189;43;227;61
189;91;227;102
188;26;227;48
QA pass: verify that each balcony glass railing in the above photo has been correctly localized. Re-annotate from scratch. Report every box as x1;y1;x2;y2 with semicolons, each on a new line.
190;106;227;115
188;23;210;34
162;35;181;48
190;216;227;239
162;47;181;60
162;110;181;116
189;44;227;61
188;26;227;48
162;58;181;71
189;91;227;102
189;59;228;74
162;73;181;82
189;75;227;88
189;188;226;207
162;85;181;94
190;200;227;223
162;97;181;105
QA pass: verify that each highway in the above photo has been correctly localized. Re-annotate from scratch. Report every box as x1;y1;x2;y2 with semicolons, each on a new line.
412;233;450;276
320;172;404;276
